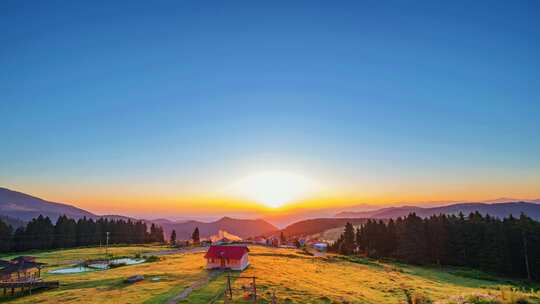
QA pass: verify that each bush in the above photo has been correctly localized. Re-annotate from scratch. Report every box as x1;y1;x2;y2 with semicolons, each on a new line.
499;286;529;304
403;289;433;304
144;255;160;262
439;289;531;304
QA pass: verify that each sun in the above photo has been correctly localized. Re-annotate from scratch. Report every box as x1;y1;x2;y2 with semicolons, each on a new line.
226;171;317;208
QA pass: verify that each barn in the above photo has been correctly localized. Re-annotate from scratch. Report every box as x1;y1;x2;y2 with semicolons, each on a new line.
204;245;250;271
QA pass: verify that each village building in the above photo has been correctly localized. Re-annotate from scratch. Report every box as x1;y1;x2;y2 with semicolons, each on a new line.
204;245;250;271
0;256;45;282
253;236;267;245
313;242;328;251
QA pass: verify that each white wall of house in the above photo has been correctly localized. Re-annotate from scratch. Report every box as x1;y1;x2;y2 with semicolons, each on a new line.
206;253;249;271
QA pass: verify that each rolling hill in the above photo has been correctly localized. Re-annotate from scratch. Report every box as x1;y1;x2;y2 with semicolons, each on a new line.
281;218;369;237
336;201;540;220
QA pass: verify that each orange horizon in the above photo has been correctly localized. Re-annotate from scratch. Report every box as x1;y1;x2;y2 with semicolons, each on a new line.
3;183;539;218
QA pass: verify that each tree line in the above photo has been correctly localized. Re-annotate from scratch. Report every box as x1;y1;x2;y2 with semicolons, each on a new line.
329;212;540;280
0;214;165;252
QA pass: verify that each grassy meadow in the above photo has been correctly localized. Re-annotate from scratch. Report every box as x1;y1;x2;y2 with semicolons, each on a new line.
0;244;171;265
1;245;539;304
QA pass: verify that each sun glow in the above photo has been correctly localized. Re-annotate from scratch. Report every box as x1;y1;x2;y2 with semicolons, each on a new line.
226;171;317;208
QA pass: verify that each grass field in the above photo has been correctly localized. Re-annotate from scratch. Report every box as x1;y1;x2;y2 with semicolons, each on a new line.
188;247;540;304
0;244;172;265
0;245;209;304
1;245;539;304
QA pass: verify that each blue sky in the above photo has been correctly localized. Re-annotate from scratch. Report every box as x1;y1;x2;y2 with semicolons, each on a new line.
1;1;539;215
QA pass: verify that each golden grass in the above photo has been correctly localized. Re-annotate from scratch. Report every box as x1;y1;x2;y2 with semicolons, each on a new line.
219;246;539;304
2;246;209;304
0;244;171;265
2;245;539;304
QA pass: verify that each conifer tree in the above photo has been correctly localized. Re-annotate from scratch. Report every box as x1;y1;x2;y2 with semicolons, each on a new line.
170;229;177;245
192;227;200;245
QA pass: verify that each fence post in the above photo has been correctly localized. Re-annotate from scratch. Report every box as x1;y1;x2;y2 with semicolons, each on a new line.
227;273;232;299
252;276;257;303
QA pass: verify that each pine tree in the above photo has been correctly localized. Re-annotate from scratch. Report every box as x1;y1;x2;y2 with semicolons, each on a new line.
25;215;54;250
170;229;177;245
340;222;356;255
54;215;77;248
0;219;13;252
192;227;200;245
12;226;26;251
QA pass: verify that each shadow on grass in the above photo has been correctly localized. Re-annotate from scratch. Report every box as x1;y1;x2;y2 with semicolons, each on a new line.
249;252;313;260
325;255;384;269
393;262;540;289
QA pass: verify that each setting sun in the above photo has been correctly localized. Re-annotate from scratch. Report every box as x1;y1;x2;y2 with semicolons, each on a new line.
226;171;317;208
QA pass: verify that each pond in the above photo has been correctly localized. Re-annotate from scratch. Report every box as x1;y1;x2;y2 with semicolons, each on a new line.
48;266;97;274
48;258;146;274
110;258;146;265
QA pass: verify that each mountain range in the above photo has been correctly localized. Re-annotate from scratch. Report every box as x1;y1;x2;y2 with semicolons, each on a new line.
335;201;540;220
0;187;278;239
158;217;278;240
2;186;540;240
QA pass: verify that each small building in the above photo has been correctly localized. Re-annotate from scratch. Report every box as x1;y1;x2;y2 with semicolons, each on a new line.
204;245;250;271
0;256;45;282
313;243;328;252
253;236;267;245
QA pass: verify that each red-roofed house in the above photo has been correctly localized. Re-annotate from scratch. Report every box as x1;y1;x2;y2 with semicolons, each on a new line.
204;245;250;271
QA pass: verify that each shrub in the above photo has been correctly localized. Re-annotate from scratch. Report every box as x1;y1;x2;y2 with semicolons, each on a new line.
499;286;529;304
403;289;433;304
144;255;160;262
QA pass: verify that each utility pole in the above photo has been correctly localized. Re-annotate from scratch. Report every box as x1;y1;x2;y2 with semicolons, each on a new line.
227;273;232;299
105;232;110;257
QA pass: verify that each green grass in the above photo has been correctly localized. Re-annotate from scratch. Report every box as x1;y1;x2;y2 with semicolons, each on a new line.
0;244;171;264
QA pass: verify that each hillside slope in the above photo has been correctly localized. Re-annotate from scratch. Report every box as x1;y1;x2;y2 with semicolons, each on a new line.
282;218;369;237
0;187;96;222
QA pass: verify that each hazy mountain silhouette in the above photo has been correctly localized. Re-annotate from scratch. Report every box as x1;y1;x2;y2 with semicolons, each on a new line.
159;216;278;239
336;201;540;220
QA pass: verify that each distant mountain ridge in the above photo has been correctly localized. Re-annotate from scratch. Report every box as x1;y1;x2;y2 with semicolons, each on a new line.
0;187;278;240
336;201;540;220
159;216;279;240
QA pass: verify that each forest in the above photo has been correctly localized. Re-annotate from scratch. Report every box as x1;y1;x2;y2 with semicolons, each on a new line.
330;212;540;281
0;215;164;252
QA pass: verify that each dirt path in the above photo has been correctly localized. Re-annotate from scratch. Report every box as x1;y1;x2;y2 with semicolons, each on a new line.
166;270;222;304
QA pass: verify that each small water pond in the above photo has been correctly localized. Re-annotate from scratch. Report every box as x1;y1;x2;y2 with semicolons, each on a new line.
48;266;96;274
48;258;146;274
111;258;146;265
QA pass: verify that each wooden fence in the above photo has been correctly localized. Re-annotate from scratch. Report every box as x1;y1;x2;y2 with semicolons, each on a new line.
1;280;59;296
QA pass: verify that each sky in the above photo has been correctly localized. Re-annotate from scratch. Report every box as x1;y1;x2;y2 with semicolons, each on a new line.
1;1;540;219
